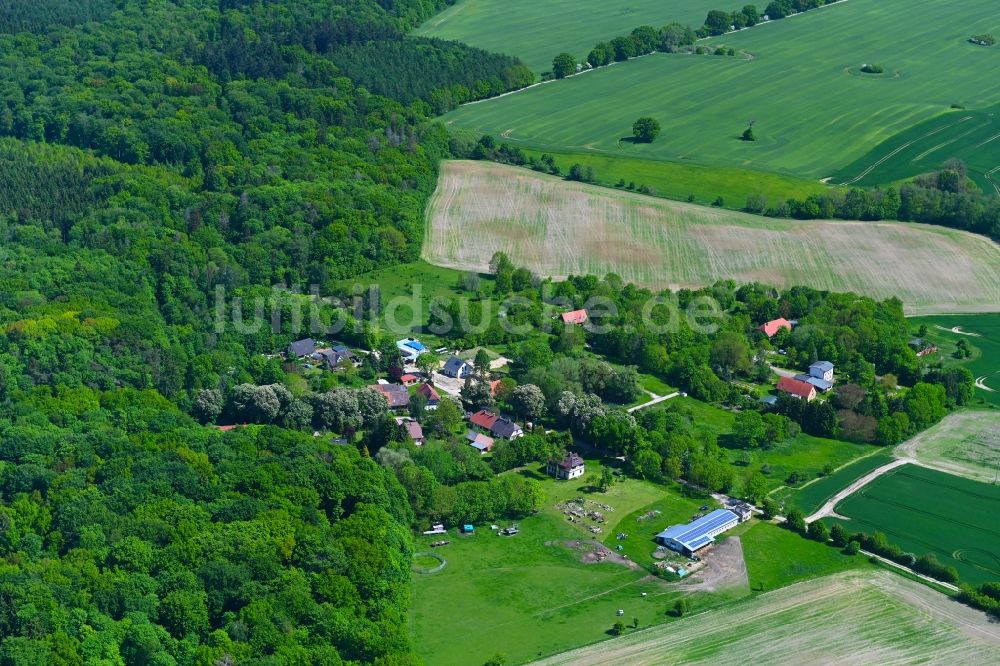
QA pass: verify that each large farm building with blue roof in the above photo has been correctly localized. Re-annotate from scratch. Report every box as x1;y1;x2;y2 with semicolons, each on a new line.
656;509;742;557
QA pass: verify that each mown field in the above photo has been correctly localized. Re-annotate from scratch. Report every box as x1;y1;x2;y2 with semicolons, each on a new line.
530;570;1000;665
440;0;1000;179
832;464;1000;584
772;450;896;515
424;161;1000;313
896;411;1000;484
414;0;722;73
910;313;1000;405
831;104;1000;191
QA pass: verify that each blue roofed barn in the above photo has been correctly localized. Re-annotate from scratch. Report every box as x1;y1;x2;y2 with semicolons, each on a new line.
655;509;740;557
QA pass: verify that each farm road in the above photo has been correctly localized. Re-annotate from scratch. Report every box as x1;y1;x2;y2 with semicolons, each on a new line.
627;391;679;413
805;458;910;522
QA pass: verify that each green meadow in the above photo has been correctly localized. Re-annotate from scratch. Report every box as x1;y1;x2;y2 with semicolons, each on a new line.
441;0;1000;179
414;0;723;73
772;450;896;515
831;464;1000;584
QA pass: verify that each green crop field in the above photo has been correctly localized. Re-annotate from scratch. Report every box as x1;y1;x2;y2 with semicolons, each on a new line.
441;0;1000;179
531;570;1000;665
832;464;1000;584
773;450;896;515
831;104;1000;191
425;161;1000;314
414;0;723;73
909;313;1000;406
896;411;1000;483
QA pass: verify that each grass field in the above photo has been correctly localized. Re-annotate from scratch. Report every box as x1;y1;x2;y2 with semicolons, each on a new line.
831;464;1000;584
530;570;1000;665
517;148;834;212
414;0;723;73
896;412;1000;484
772;450;897;515
909;313;1000;405
831;104;1000;191
440;0;1000;179
424;161;1000;313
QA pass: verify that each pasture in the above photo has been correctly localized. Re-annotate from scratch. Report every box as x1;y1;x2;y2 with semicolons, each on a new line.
440;0;1000;179
424;161;1000;314
910;313;1000;405
896;411;1000;484
414;0;723;73
831;104;1000;192
772;450;896;515
832;464;1000;584
530;570;1000;665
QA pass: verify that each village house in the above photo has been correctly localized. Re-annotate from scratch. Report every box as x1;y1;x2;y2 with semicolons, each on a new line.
776;376;817;402
416;383;441;410
757;318;792;338
561;309;588;326
469;409;523;440
396;417;425;445
547;452;586;480
465;430;495;454
369;383;410;409
441;355;473;379
469;409;498;431
312;345;359;370
287;338;316;358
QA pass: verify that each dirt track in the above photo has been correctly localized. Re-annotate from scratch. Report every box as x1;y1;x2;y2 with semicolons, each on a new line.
805;458;909;522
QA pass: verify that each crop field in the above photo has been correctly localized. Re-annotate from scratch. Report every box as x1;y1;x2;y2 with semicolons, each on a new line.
832;464;1000;584
441;0;1000;179
773;450;896;515
530;570;1000;665
424;161;1000;313
414;0;723;73
831;104;1000;191
896;412;1000;484
910;313;1000;405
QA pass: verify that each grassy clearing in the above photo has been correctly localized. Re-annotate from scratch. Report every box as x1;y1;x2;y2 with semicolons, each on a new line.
772;450;896;515
831;104;1000;191
530;570;1000;665
516;148;833;211
414;0;723;73
896;411;1000;484
910;313;1000;406
831;464;1000;584
409;459;709;665
424;161;1000;313
740;521;867;592
441;0;1000;178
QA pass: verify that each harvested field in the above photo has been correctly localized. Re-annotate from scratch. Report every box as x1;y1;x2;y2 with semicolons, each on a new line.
530;570;1000;666
424;162;1000;314
896;411;1000;483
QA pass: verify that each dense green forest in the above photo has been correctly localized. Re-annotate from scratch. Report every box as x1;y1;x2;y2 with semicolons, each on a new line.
0;0;535;663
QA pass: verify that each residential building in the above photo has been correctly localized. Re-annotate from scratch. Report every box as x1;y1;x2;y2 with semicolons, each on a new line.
400;373;419;386
396;417;425;445
546;452;585;480
490;417;523;440
776;376;817;402
369;383;410;409
287;338;316;358
442;355;473;379
655;509;740;557
757;318;792;338
469;409;498;431
465;430;495;454
562;309;588;325
809;361;835;382
794;373;833;393
416;383;441;409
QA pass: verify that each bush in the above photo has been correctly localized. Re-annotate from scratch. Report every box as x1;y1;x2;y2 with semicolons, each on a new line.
860;63;884;74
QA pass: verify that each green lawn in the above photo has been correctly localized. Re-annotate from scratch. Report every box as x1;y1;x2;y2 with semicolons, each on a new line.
908;313;1000;406
740;521;870;593
829;464;1000;584
518;148;834;212
831;103;1000;191
414;0;724;73
441;0;1000;179
772;450;896;514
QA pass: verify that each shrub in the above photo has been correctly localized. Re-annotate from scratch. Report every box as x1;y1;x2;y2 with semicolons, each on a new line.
860;63;884;74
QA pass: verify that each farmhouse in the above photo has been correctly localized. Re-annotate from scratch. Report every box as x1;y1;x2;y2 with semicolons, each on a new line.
416;383;441;409
465;430;495;454
369;383;411;409
442;355;473;379
655;509;741;557
547;452;585;480
397;338;427;361
562;309;588;325
287;338;316;358
776;376;817;402
758;318;792;338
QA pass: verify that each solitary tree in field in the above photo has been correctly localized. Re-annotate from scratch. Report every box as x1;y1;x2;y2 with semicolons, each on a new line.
673;598;689;617
552;52;576;79
632;117;660;143
742;120;756;141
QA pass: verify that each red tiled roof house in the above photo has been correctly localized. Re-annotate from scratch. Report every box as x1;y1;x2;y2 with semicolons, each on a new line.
776;376;816;402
